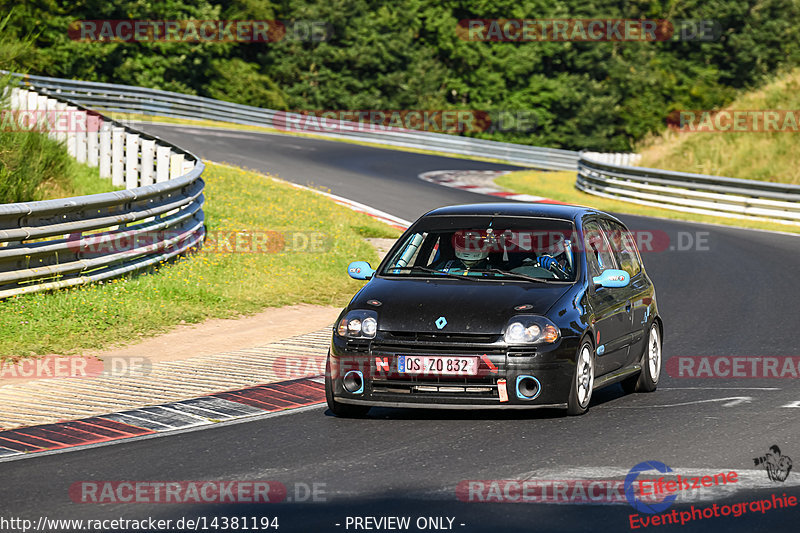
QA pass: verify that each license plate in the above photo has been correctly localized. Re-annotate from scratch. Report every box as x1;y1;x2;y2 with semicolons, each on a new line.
398;355;479;376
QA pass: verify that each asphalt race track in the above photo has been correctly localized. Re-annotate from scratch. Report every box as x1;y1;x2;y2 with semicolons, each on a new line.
2;124;799;533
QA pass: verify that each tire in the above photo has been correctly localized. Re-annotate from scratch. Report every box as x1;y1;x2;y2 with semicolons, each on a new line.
621;323;662;394
325;357;371;418
567;339;595;416
635;323;662;392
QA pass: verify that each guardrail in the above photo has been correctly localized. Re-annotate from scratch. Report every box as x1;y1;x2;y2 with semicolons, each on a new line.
577;156;800;225
11;72;586;171
5;71;794;303
0;84;205;299
582;151;641;167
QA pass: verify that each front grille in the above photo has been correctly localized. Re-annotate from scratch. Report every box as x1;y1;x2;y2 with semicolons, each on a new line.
384;331;499;344
371;378;499;398
372;343;507;356
345;340;370;352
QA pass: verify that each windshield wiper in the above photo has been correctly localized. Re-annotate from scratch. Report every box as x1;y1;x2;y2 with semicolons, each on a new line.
476;268;564;283
385;265;492;280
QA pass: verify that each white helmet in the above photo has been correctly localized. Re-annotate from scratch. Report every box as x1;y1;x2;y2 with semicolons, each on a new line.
453;231;490;264
455;248;489;263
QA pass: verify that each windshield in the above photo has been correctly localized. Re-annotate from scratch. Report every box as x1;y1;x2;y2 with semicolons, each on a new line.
380;216;578;282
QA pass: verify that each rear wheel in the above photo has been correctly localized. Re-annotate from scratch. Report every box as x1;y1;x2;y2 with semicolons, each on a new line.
325;357;371;418
621;323;661;394
567;339;595;416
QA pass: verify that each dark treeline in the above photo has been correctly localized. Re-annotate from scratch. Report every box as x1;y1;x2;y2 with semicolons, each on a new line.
2;0;799;150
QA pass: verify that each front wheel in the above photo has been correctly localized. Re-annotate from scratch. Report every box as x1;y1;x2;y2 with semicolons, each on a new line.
567;340;595;416
325;357;371;418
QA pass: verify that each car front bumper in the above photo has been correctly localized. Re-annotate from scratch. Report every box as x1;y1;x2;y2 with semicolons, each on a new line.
329;334;580;409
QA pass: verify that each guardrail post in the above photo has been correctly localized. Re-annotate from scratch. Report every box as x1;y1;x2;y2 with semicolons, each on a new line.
44;98;58;140
86;115;100;167
55;102;67;144
25;89;37;112
36;94;48;132
99;123;111;177
156;145;170;182
169;153;184;180
65;105;77;157
10;87;21;110
140;139;155;186
111;127;125;186
125;132;140;189
74;109;88;163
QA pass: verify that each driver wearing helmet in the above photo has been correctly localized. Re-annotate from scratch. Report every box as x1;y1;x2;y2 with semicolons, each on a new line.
433;230;492;275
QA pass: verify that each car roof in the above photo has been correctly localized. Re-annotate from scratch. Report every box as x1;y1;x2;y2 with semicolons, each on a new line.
421;202;604;222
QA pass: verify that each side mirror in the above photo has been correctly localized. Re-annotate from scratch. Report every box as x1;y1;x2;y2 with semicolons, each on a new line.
593;269;630;289
347;261;375;280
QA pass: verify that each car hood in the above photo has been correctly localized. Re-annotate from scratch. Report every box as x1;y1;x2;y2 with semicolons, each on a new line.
351;277;573;334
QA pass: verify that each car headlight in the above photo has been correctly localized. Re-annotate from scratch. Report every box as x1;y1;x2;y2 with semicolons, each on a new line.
504;315;559;344
336;310;378;339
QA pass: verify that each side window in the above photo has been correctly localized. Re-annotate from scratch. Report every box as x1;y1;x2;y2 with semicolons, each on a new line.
602;220;642;277
583;221;616;278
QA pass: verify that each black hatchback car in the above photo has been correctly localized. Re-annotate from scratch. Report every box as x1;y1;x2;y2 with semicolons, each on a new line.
326;203;662;416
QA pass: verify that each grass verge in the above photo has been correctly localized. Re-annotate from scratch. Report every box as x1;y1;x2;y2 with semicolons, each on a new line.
637;69;800;184
0;128;118;203
496;170;800;234
0;162;401;358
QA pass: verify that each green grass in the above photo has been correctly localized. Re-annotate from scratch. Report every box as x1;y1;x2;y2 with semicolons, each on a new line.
0;128;116;203
637;69;800;185
40;159;120;200
0;119;118;203
496;170;800;234
0;162;400;358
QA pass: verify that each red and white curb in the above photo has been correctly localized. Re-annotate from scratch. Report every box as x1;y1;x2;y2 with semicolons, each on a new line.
0;377;326;460
419;170;564;204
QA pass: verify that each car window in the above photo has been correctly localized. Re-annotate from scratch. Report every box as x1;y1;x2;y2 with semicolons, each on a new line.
602;220;642;277
385;232;427;268
583;221;616;278
380;216;578;282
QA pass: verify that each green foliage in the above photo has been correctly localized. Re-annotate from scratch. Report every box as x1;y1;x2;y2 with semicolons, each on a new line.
206;58;287;109
2;0;799;151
